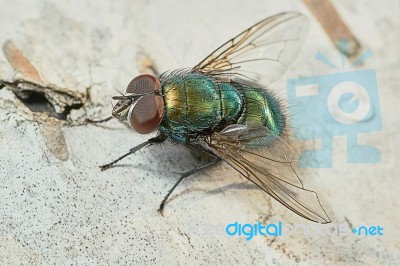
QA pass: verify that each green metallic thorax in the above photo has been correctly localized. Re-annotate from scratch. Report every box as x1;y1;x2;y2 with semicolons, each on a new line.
159;72;285;143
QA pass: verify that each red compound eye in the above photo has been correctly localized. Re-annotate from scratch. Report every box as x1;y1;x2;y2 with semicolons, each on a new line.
126;74;161;94
126;74;164;134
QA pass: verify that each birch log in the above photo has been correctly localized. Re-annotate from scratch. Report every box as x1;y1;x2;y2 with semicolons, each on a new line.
0;0;399;265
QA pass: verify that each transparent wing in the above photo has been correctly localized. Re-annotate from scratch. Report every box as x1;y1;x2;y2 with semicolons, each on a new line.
193;12;309;86
200;124;333;223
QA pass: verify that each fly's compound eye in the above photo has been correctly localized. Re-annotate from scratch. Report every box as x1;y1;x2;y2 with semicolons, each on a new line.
126;74;161;94
126;74;164;134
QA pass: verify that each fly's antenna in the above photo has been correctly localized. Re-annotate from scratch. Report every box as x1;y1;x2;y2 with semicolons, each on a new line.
113;85;125;96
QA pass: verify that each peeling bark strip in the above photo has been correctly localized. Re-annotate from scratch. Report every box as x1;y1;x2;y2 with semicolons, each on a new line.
303;0;361;58
39;123;70;161
1;41;86;116
3;40;43;83
136;52;160;76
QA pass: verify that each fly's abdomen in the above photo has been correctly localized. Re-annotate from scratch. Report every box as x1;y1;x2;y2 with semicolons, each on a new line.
236;85;285;135
218;83;243;122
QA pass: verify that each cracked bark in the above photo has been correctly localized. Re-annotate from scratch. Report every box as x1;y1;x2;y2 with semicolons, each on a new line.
0;1;399;265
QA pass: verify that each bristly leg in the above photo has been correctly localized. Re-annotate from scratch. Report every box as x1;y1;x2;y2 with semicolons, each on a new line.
100;136;165;171
86;116;113;124
158;157;222;214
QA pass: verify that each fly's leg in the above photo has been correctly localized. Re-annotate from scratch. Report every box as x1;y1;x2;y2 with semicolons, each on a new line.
158;157;222;214
100;141;151;171
86;116;113;124
100;136;165;171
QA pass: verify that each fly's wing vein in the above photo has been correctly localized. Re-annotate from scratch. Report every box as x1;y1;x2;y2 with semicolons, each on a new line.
200;124;333;223
192;12;309;86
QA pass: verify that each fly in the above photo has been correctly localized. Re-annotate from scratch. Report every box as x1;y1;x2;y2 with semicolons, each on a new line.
92;12;333;223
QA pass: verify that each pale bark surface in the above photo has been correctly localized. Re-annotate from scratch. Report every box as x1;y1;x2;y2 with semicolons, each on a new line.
0;0;399;265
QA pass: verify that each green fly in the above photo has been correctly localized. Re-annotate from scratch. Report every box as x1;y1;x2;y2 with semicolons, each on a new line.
97;12;333;223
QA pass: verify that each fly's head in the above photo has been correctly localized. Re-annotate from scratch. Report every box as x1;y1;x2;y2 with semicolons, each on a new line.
112;74;164;134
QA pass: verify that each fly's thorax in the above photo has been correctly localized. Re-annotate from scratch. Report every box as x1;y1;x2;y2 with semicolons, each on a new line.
162;73;217;137
235;85;285;135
